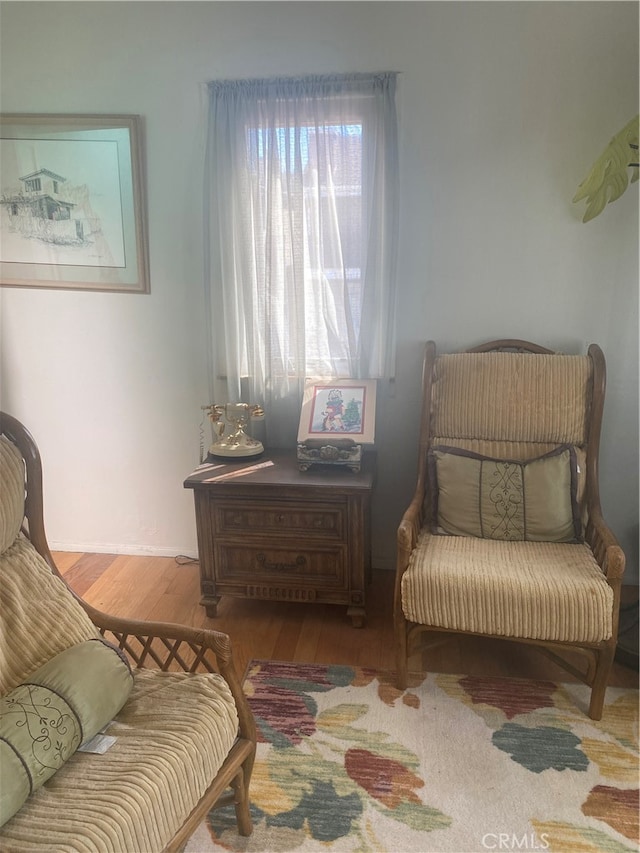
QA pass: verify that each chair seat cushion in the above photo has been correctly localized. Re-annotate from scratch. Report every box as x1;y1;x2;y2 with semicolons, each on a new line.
0;668;240;852
401;531;613;643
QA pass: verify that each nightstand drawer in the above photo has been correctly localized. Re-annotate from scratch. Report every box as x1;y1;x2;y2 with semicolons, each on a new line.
215;543;346;585
213;499;345;540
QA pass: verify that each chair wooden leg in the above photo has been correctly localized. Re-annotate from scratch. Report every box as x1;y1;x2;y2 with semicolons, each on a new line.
588;645;615;721
231;767;253;836
396;622;409;690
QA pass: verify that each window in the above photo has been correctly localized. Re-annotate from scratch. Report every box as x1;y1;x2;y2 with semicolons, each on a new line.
247;121;366;376
25;178;41;192
204;74;399;440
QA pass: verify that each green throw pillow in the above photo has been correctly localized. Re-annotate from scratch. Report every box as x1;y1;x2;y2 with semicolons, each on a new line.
0;638;133;827
428;444;582;542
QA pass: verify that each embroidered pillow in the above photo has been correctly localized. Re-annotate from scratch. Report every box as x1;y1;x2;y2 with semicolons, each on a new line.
428;445;582;542
0;638;133;827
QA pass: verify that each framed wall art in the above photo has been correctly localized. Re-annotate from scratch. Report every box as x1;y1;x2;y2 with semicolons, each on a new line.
0;114;149;293
297;379;377;445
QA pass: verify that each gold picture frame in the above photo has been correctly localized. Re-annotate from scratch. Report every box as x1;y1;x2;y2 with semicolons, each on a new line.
297;379;377;445
0;114;149;293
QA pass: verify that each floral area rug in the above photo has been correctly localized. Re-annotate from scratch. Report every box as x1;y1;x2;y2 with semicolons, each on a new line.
186;661;639;853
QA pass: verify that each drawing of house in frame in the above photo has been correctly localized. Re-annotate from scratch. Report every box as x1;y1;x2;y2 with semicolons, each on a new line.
1;168;85;243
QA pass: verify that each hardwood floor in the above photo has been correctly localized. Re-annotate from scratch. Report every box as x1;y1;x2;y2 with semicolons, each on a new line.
54;551;639;690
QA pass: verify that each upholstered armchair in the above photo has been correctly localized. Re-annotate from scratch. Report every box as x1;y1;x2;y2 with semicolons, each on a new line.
394;340;625;720
0;412;256;851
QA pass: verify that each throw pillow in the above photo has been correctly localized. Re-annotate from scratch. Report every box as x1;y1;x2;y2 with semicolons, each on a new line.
0;638;133;827
428;444;582;542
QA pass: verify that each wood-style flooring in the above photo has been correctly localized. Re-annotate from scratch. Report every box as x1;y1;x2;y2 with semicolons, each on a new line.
54;551;639;690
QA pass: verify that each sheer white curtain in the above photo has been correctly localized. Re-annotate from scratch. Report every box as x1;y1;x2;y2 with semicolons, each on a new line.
204;73;399;445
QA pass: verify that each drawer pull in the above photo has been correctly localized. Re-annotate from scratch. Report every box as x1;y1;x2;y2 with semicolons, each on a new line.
256;553;307;572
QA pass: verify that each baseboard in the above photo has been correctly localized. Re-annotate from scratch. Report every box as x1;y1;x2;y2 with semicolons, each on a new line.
49;542;395;571
49;542;198;560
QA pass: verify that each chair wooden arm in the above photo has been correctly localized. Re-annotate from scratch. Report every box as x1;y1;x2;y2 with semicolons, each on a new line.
397;496;424;556
395;495;425;630
585;510;626;582
89;607;233;668
84;604;256;744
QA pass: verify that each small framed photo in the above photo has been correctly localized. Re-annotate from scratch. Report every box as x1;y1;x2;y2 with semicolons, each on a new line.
297;379;377;445
0;113;149;293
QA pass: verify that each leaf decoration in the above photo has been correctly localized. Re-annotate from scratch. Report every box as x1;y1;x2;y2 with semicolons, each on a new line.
581;737;639;785
573;115;639;222
532;819;637;853
373;799;452;833
317;704;422;768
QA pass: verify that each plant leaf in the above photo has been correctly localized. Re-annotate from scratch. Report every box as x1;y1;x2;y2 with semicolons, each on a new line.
574;115;639;221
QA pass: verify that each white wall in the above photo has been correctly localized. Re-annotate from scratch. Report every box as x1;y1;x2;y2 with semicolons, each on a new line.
1;2;638;579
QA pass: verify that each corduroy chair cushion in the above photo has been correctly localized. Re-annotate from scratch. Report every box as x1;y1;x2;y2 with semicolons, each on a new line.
401;531;613;644
0;535;98;696
0;668;239;852
431;352;592;445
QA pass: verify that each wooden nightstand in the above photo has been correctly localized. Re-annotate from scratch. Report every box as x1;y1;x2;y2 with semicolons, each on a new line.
184;451;375;627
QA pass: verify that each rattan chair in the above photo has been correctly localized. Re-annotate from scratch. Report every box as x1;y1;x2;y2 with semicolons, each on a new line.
394;340;625;720
0;411;256;851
